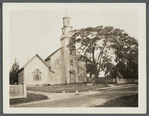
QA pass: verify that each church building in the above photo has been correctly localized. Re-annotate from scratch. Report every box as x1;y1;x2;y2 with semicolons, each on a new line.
18;16;87;86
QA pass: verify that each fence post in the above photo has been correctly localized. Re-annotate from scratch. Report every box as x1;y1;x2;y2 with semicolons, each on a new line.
23;82;27;98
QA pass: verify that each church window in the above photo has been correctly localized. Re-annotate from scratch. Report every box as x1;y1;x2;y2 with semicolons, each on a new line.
81;62;84;66
67;20;69;25
72;50;75;55
55;60;60;68
69;69;75;83
70;48;76;56
70;59;73;66
33;69;41;81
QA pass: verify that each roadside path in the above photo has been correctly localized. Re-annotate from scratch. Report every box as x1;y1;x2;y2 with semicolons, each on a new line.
11;84;138;107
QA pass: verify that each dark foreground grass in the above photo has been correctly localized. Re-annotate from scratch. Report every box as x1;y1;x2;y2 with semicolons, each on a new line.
27;84;108;93
95;94;138;107
10;93;48;105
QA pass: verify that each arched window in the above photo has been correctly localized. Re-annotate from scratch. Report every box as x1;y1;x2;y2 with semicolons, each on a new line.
69;69;76;83
62;30;64;36
32;69;41;81
70;59;73;66
55;60;60;68
67;20;70;25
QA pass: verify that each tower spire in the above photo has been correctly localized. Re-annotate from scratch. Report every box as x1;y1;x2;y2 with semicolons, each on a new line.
14;57;17;64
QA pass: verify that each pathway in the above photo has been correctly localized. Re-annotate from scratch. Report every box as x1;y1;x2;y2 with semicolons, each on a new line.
10;84;138;107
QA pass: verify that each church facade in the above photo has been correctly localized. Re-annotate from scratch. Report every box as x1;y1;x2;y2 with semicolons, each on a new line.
18;16;87;85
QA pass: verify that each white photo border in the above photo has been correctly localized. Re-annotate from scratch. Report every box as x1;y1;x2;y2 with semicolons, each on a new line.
3;3;146;114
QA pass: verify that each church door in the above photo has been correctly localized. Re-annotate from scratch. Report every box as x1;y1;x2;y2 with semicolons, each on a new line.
70;70;76;83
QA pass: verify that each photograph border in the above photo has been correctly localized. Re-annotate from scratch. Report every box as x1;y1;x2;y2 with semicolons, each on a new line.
1;1;148;115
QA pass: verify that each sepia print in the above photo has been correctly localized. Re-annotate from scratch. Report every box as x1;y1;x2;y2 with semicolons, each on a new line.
3;3;146;114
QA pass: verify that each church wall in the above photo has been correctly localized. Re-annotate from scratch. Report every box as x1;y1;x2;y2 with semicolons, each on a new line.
48;49;65;84
61;38;72;83
69;55;78;83
61;38;87;84
76;62;87;83
18;70;24;85
24;56;51;85
60;47;66;83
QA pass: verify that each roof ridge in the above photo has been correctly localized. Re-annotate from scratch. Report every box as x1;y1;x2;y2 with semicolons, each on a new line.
21;54;37;68
20;54;55;73
44;47;63;61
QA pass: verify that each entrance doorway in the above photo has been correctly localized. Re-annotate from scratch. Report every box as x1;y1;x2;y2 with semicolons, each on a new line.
69;70;76;83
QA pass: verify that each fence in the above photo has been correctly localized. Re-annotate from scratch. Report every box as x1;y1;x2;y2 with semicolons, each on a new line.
108;78;138;84
9;84;26;99
107;78;116;84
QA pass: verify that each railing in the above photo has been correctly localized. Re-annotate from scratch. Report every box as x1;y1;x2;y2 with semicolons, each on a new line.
9;84;26;99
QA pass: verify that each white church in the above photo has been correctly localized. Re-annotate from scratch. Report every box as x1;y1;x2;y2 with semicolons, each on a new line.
18;16;87;86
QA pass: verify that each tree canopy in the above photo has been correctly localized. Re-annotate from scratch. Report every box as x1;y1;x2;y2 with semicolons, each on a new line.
68;26;138;80
9;58;20;84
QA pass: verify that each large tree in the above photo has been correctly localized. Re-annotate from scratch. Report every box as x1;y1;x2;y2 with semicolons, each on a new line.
115;48;138;79
113;32;138;79
68;26;138;80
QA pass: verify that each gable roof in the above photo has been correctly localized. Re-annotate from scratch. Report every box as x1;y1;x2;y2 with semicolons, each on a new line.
45;47;63;61
20;54;55;73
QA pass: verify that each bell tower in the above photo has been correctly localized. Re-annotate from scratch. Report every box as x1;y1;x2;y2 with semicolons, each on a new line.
60;16;72;42
60;15;73;84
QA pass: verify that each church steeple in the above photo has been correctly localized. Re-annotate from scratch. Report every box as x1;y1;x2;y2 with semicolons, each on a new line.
60;15;74;84
63;12;71;27
60;14;72;41
63;17;70;27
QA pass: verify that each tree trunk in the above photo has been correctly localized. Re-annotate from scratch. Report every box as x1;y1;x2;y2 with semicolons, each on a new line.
89;73;92;83
115;76;118;84
95;72;98;79
106;77;108;85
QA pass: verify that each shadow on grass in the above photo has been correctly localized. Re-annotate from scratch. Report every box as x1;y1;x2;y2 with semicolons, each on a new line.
10;93;48;105
95;93;138;107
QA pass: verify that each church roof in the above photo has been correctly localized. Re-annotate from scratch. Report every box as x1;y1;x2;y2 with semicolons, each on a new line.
44;47;63;61
19;54;55;73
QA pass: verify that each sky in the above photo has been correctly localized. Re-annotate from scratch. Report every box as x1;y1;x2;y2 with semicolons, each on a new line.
8;3;139;69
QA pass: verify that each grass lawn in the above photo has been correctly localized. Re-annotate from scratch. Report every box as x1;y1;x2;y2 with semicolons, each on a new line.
27;84;108;93
95;94;138;107
10;93;48;105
